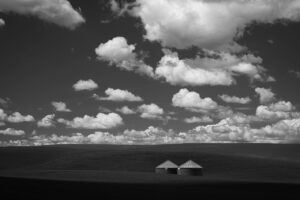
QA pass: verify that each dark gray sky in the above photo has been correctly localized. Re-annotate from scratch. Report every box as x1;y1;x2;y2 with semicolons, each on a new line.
1;0;300;145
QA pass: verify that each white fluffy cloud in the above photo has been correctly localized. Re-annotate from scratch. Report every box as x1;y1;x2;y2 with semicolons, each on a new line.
172;88;235;121
156;52;232;86
137;103;164;119
219;94;251;104
180;116;299;143
109;0;131;16
116;106;136;115
7;112;35;123
98;106;112;113
0;109;35;124
123;126;175;144
184;116;213;124
2;115;300;146
95;36;155;77
96;88;143;102
255;118;300;142
0;0;85;29
0;109;7;121
102;1;284;90
87;131;123;144
52;101;71;112
0;128;25;136
4;115;300;145
37;114;55;128
172;88;218;112
256;101;299;121
0;18;5;26
110;0;120;13
184;119;252;143
96;36;135;63
73;79;98;91
0;126;176;146
29;132;123;145
19;133;87;146
155;50;269;86
58;112;123;129
255;87;276;104
130;0;300;49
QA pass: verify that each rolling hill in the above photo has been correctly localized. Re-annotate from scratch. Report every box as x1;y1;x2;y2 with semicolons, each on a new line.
0;144;300;199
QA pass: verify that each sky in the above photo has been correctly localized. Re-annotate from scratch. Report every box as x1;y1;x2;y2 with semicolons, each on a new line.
1;0;300;146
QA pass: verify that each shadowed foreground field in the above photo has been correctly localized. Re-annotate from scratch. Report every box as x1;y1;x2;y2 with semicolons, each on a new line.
0;144;300;199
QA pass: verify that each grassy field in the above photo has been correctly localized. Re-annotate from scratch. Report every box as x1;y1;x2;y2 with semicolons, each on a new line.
0;144;300;199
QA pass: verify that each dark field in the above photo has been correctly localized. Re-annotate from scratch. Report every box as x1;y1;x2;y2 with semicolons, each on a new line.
0;144;300;199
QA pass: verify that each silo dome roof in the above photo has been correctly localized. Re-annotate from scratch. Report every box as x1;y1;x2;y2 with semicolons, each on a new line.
179;160;202;168
156;160;178;168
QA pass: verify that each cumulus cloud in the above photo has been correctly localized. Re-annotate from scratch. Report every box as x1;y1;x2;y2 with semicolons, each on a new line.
103;1;282;90
255;87;276;104
73;79;98;91
95;88;143;102
3;115;300;146
219;94;251;104
172;88;218;112
1;109;35;124
123;126;175;143
177;112;300;143
198;100;300;125
0;128;25;136
116;104;172;121
255;118;300;142
156;52;232;86
7;112;35;123
116;106;136;115
183;118;295;143
52;101;71;112
0;18;5;26
129;0;300;49
95;36;155;77
184;116;213;124
98;106;112;113
37;114;55;127
4;132;123;146
58;112;123;129
255;101;299;121
110;0;120;13
109;0;131;16
182;120;252;143
0;0;85;29
171;88;236;121
0;109;7;121
27;132;126;145
87;131;123;144
0;126;176;146
4;115;300;146
95;37;135;63
137;103;164;119
155;50;270;86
